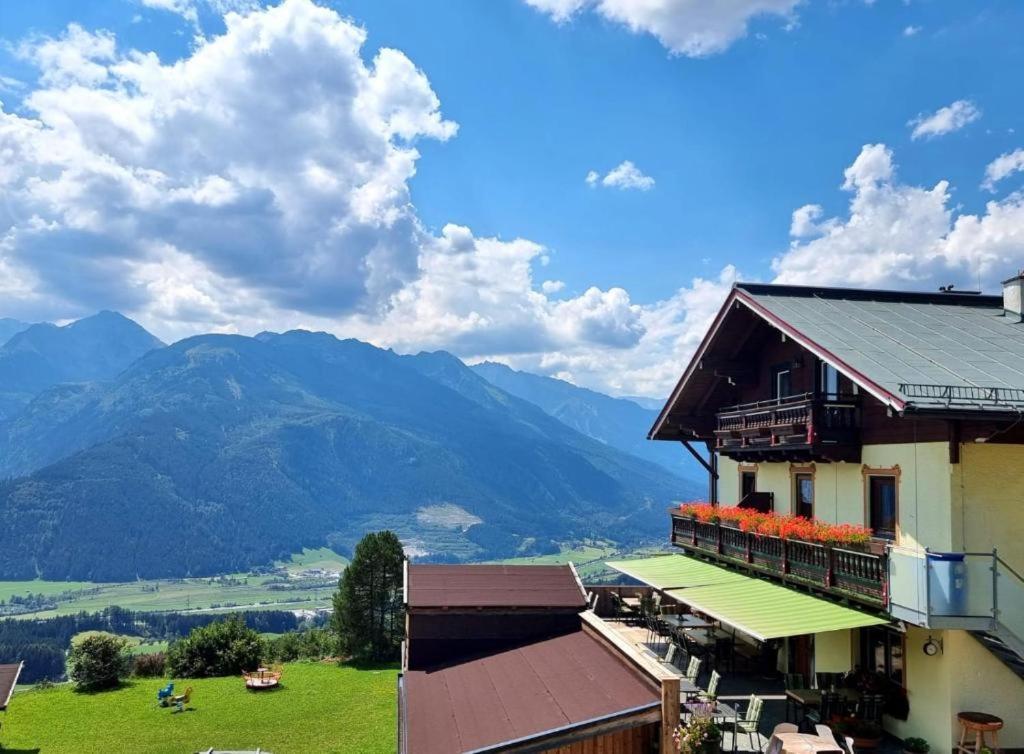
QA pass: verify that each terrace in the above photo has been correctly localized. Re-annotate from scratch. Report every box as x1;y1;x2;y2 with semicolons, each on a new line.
669;510;888;609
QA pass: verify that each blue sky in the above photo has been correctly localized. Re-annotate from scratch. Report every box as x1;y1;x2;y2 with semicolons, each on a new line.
1;0;1023;395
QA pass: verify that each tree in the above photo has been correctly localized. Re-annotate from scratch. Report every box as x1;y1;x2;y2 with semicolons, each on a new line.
332;530;404;662
166;616;264;678
67;632;131;691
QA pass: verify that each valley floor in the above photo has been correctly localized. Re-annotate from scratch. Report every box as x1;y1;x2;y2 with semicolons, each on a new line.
0;662;397;754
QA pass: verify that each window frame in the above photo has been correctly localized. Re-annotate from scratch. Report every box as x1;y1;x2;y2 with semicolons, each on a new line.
739;465;758;502
819;361;840;399
773;366;793;399
862;465;901;542
859;625;907;690
791;464;815;519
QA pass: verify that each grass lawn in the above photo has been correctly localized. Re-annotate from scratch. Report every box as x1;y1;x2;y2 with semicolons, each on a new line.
0;662;397;754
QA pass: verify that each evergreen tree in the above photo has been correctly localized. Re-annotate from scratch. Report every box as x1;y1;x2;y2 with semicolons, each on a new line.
332;530;404;662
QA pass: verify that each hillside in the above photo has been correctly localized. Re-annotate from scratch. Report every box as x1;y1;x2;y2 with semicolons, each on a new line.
471;361;697;478
0;317;31;347
0;330;695;580
0;311;163;421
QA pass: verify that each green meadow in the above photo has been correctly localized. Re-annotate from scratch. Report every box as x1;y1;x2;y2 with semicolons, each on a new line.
0;662;396;754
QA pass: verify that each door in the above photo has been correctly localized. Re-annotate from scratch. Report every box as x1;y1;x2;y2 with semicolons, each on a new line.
867;475;897;540
794;473;814;518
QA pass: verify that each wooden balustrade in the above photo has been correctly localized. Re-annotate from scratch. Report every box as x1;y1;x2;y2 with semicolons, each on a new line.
669;512;887;607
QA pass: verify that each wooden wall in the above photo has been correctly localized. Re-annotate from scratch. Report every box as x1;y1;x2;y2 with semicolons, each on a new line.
541;723;657;754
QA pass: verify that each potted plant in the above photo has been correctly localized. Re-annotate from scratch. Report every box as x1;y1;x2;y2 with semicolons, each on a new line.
836;718;884;751
904;737;930;754
674;715;722;754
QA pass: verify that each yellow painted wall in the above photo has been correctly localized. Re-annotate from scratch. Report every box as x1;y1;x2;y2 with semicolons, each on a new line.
716;443;953;550
814;629;853;673
886;627;1024;752
951;443;1024;570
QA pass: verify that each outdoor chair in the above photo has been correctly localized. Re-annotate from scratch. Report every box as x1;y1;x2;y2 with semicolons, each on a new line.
805;691;841;726
171;686;193;713
844;736;856;754
736;694;765;751
784;673;807;690
683;656;702;686
699;670;721;700
816;724;838;743
773;723;799;735
858;693;885;724
660;643;679;667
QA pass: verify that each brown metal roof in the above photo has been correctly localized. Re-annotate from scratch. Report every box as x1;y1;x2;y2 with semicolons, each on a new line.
0;662;23;710
402;630;659;754
407;564;587;609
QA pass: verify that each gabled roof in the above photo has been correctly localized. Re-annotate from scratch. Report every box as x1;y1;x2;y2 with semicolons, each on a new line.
406;564;587;610
651;282;1024;439
401;630;659;754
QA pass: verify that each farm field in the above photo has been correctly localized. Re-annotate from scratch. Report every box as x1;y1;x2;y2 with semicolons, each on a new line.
494;540;665;581
0;548;348;620
0;661;397;754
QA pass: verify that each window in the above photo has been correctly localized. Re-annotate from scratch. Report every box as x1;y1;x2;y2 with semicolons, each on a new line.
740;469;756;501
860;626;905;687
820;362;839;399
794;472;814;518
867;474;898;540
773;367;793;399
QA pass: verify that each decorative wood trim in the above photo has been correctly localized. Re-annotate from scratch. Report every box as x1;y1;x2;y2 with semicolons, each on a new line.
861;465;901;544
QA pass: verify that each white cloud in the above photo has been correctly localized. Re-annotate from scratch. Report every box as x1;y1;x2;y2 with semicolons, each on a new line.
137;0;262;27
524;0;800;57
982;148;1024;192
1;0;456;326
908;99;981;140
587;160;655;191
772;143;1024;291
541;279;565;293
903;25;921;36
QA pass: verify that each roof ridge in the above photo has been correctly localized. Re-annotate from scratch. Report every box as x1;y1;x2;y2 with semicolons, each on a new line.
736;281;1002;306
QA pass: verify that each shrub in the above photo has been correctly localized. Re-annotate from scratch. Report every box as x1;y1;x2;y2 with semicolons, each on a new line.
67;632;131;691
265;628;336;663
132;651;167;677
166;616;264;678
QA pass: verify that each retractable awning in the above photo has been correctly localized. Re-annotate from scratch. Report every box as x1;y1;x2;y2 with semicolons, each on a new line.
606;555;887;642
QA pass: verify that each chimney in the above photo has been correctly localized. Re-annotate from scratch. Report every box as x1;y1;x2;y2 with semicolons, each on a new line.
1003;271;1024;321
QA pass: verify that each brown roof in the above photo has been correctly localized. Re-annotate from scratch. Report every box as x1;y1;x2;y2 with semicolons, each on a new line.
0;663;23;710
402;630;659;754
406;564;587;609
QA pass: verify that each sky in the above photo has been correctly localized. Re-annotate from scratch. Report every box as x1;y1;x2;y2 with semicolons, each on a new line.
1;0;1023;397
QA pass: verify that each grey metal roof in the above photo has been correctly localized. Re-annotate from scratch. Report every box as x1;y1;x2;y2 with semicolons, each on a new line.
739;284;1024;413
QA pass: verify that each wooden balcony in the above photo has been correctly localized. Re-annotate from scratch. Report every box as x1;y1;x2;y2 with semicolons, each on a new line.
670;511;888;608
714;392;861;462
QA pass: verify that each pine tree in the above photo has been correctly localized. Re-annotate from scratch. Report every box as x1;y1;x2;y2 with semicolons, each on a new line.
332;531;405;662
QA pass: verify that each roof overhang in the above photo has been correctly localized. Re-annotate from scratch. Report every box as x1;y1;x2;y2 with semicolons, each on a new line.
649;285;908;440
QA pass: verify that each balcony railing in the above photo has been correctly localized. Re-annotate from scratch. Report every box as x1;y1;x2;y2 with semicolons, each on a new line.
670;511;888;608
714;392;861;461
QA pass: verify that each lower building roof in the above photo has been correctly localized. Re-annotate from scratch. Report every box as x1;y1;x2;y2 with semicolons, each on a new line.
0;662;23;710
607;555;887;641
406;564;587;610
401;629;659;754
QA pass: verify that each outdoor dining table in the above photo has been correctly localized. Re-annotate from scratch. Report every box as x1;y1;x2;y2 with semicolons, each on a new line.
662;614;715;631
784;688;861;722
766;732;844;754
684;700;740;753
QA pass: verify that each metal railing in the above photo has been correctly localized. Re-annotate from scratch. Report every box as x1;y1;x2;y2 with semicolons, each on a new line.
670;512;887;607
899;383;1024;408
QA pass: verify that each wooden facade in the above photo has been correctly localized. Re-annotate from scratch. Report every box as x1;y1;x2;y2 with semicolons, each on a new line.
540;723;657;754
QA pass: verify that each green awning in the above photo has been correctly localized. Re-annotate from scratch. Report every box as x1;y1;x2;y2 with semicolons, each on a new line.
606;554;887;642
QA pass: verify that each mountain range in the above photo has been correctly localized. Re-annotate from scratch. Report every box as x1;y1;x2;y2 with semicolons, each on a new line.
0;313;698;581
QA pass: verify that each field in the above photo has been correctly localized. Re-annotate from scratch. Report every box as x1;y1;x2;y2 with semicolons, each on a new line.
0;548;348;620
0;662;397;754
